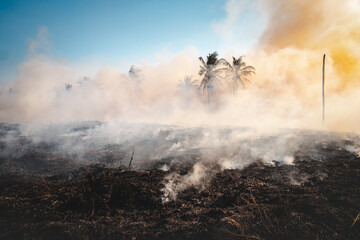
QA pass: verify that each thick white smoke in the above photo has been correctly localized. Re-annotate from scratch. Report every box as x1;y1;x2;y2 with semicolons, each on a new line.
1;0;360;202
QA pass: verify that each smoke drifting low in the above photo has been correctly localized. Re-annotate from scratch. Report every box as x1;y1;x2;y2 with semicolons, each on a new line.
1;122;359;203
1;0;360;201
1;0;360;132
254;0;360;132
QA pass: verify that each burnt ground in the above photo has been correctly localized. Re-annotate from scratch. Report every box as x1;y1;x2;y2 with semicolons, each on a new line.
0;124;360;239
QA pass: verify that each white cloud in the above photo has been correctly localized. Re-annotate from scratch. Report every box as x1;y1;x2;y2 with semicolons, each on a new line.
212;0;247;41
27;26;51;56
212;0;265;53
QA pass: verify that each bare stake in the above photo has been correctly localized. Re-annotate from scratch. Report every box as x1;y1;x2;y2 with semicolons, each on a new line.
322;54;326;123
128;148;135;170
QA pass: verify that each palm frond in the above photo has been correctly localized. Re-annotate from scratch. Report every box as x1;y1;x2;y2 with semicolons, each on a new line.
233;56;244;65
199;66;207;75
241;66;255;72
178;76;198;89
206;52;218;65
129;65;141;78
218;58;233;69
241;70;255;76
213;67;232;73
243;77;253;84
230;56;256;90
199;57;206;67
199;76;208;94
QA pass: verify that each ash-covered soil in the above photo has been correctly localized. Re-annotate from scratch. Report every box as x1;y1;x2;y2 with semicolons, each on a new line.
0;123;360;239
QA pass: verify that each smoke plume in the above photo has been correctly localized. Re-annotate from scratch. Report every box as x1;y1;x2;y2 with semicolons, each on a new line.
1;0;360;201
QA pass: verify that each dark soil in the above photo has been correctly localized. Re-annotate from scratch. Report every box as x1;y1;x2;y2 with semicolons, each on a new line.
0;125;360;239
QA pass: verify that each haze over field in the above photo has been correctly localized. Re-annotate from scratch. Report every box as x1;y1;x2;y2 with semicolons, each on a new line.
0;0;359;133
1;3;360;238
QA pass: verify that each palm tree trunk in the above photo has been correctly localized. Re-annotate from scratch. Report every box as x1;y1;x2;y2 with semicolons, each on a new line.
208;93;211;109
322;54;326;123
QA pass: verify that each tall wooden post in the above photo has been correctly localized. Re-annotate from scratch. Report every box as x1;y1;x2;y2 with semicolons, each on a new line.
322;54;326;123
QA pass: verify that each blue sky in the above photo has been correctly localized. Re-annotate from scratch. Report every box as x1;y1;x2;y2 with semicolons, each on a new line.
0;0;262;82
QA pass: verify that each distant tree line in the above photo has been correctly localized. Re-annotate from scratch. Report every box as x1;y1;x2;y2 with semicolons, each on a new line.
63;52;255;108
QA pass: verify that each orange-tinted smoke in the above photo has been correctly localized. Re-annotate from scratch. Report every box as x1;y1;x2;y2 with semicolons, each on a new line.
258;0;360;89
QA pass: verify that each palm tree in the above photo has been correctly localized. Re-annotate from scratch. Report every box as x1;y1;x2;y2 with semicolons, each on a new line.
198;52;230;105
128;65;142;85
178;76;198;104
229;56;255;92
178;76;198;92
129;65;141;79
77;76;90;86
65;83;72;91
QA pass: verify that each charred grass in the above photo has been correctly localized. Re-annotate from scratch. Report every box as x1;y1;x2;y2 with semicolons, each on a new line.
1;144;360;239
